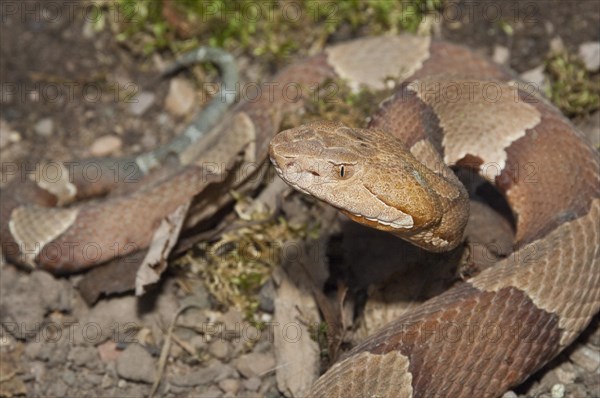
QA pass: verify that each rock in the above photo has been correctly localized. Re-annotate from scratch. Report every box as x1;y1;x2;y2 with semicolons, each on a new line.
31;271;72;312
34;117;54;137
115;344;155;384
520;65;547;93
68;345;101;369
189;335;208;351
24;338;70;366
0;295;44;340
243;377;262;392
492;45;510;65
29;361;45;384
208;340;231;360
186;282;211;310
578;42;600;72
569;344;600;372
89;135;122;157
100;373;114;389
75;295;142;345
140;130;158;150
576;111;600;148
550;36;564;53
82;372;103;386
254;340;272;354
554;364;577;384
97;340;121;363
129;91;155;115
218;378;241;395
165;77;195;117
170;361;236;387
61;369;76;386
197;387;223;398
501;391;517;398
259;279;275;313
0;269;72;340
566;383;588;398
538;367;562;390
233;352;276;378
47;380;68;397
215;308;244;339
260;376;278;396
24;341;44;360
551;383;565;398
579;371;600;394
0;119;20;149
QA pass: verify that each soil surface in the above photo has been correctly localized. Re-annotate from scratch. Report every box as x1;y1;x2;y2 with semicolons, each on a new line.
1;1;599;397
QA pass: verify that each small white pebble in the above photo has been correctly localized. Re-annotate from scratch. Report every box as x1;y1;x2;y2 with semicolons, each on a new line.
493;45;510;65
90;135;122;157
501;391;518;398
578;42;600;72
550;36;565;53
165;78;195;117
260;313;272;322
551;383;565;398
129;91;156;116
0;119;21;149
34;117;54;137
218;378;241;395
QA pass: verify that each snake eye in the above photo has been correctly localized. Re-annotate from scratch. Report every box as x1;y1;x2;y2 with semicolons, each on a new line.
336;164;354;180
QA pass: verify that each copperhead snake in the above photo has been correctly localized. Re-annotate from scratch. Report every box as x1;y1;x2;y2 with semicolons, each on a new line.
1;35;599;397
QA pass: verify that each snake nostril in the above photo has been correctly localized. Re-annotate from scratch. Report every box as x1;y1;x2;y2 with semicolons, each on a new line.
285;161;302;174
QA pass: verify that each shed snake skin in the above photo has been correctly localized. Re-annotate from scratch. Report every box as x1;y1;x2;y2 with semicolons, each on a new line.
2;35;599;397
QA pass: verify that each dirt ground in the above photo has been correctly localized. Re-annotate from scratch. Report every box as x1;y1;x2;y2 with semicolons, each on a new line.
1;1;599;397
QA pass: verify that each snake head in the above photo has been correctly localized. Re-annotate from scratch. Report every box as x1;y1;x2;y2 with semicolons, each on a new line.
269;121;452;244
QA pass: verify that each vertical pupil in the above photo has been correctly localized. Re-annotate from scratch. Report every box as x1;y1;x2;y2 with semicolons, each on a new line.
340;166;345;177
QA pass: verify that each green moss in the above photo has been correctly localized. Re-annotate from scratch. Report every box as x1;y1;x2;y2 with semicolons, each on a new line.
309;321;330;360
111;0;443;60
177;198;319;320
545;51;600;117
279;76;394;133
112;0;172;54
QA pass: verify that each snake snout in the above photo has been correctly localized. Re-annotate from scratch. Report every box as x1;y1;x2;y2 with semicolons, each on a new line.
279;159;321;179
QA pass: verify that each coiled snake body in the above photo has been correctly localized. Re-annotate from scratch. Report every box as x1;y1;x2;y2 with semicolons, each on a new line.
271;36;600;397
2;35;599;397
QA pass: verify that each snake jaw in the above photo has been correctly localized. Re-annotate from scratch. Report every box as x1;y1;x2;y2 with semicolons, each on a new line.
269;158;313;196
349;212;415;229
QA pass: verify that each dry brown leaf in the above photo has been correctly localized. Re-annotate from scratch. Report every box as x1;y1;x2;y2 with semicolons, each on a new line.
136;202;190;295
273;265;320;397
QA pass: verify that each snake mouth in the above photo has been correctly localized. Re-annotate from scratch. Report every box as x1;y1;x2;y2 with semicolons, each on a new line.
269;159;314;197
346;211;414;229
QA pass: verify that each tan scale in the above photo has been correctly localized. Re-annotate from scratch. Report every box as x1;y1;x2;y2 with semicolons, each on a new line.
408;79;542;182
